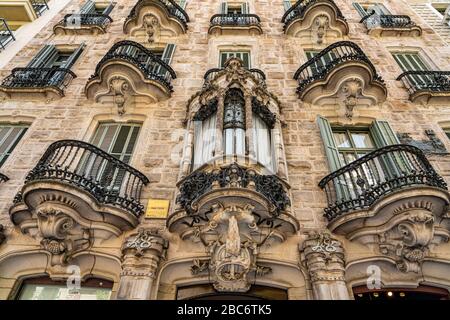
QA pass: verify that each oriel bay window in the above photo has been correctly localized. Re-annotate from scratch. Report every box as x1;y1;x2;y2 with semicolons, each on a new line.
192;88;274;171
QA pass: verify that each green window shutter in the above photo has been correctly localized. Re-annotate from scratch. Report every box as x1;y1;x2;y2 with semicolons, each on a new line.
353;2;367;17
80;0;96;14
178;0;187;10
283;0;292;11
102;3;115;15
61;43;86;70
161;44;176;65
369;120;400;147
317;116;342;172
0;125;28;167
27;45;58;68
241;2;249;14
220;1;228;14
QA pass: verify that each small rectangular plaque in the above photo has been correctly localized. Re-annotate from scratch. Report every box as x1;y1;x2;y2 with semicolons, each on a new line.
145;199;170;218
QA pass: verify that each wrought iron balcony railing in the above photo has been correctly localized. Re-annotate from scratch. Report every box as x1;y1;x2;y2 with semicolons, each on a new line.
57;13;113;29
0;173;9;183
91;40;176;92
20;140;149;216
360;11;417;29
31;0;49;16
293;41;384;94
0;19;15;51
127;0;189;29
282;0;346;30
396;71;450;97
203;67;266;87
176;163;291;215
210;13;261;27
318;144;447;221
0;67;76;94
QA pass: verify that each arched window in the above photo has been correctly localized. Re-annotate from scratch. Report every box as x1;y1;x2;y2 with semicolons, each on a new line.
223;88;246;156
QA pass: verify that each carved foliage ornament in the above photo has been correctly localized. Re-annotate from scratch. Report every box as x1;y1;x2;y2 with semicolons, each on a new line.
379;201;436;273
36;207;91;264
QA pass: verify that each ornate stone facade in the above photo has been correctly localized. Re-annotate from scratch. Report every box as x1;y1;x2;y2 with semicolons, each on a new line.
1;0;450;300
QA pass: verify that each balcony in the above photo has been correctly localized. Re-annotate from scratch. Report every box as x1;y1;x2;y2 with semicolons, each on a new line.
0;67;76;100
282;0;348;44
0;173;8;183
360;12;422;37
123;0;189;40
85;40;176;105
208;14;262;36
0;18;15;50
0;0;49;30
10;140;149;261
293;41;387;109
397;71;450;104
54;13;113;35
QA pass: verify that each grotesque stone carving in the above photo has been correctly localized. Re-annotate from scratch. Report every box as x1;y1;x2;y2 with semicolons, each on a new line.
143;14;160;43
36;207;91;265
300;231;350;300
312;15;329;44
187;203;273;292
118;228;168;300
397;130;448;155
379;201;436;273
339;78;363;119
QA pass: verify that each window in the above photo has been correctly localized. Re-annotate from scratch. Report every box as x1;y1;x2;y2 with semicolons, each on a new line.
80;123;141;188
0;125;28;167
431;3;450;17
27;44;85;70
283;0;293;11
445;129;450;141
193;89;274;171
305;50;337;75
392;53;430;72
353;2;390;17
220;2;249;14
79;0;115;15
332;129;376;165
17;277;113;300
220;51;250;68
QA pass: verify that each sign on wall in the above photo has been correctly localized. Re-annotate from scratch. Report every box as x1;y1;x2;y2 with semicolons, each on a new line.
145;199;170;218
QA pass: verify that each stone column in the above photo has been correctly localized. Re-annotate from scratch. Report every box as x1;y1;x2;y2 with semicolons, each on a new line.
300;231;350;300
117;228;168;300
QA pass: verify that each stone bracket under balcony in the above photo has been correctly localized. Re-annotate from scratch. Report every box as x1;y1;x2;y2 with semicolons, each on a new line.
319;144;450;273
168;162;298;292
85;41;176;109
360;12;422;37
123;0;189;41
208;14;263;36
9;140;149;266
53;14;113;35
282;0;349;45
0;67;77;102
397;71;450;105
294;41;387;114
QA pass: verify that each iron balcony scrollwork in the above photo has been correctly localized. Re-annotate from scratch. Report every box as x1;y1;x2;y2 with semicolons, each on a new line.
176;163;291;215
396;71;450;97
0;173;9;183
210;13;261;27
293;41;384;95
57;13;113;29
90;40;177;92
126;0;189;30
360;11;417;29
281;0;346;31
0;67;76;94
0;19;15;51
20;140;149;216
318;144;447;221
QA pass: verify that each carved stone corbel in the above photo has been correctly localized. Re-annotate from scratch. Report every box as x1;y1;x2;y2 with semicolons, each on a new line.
143;14;160;43
117;228;168;300
108;77;131;115
36;207;92;266
300;231;350;300
338;78;363;119
312;15;329;44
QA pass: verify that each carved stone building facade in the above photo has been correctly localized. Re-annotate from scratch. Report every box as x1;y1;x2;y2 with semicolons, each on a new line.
1;0;450;300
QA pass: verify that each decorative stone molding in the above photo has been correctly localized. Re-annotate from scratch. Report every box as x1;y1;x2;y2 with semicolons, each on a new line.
184;203;274;292
117;228;168;300
300;231;350;300
398;130;448;155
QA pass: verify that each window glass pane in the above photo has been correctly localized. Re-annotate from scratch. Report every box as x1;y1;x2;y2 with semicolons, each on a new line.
351;133;374;148
111;126;131;155
333;132;351;148
343;153;357;164
18;284;111;300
